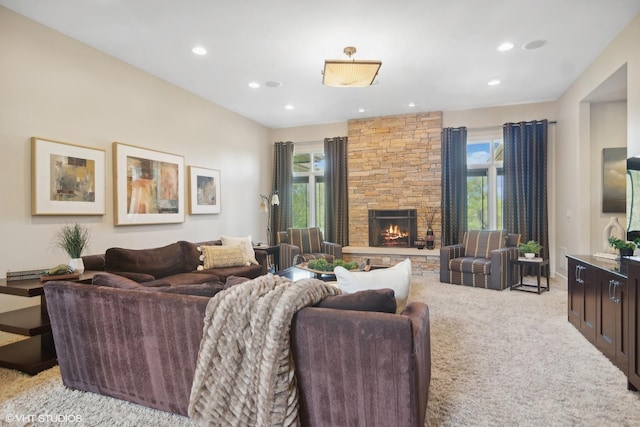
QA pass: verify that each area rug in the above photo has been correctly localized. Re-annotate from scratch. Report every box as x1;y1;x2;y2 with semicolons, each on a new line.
1;274;639;426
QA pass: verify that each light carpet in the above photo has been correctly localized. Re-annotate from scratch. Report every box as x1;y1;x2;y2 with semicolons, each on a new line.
1;274;639;426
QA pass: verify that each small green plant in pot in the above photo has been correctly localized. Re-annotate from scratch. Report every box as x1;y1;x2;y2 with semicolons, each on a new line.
54;223;90;273
518;240;543;258
608;236;636;258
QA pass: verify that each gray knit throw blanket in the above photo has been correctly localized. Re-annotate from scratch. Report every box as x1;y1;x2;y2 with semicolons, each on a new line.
188;274;341;426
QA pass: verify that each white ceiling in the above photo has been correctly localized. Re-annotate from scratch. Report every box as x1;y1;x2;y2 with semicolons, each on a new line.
2;0;639;129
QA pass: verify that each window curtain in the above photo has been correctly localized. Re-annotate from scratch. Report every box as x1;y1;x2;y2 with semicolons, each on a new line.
441;127;468;246
271;141;294;244
503;120;548;259
324;136;349;246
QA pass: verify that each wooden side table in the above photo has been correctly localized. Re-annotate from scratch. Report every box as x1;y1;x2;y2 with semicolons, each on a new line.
0;270;97;374
511;257;550;294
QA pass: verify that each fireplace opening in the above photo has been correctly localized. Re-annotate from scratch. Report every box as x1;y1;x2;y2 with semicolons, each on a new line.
368;209;417;248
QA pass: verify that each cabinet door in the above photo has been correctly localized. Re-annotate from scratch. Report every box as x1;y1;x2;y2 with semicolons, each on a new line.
567;258;583;329
614;278;629;374
581;264;597;343
628;263;640;391
596;270;618;360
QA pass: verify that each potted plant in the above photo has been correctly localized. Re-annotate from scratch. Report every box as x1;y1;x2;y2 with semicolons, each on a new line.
54;223;90;273
608;236;636;258
518;240;543;258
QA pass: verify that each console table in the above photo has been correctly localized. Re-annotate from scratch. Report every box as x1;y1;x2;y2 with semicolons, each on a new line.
0;271;96;374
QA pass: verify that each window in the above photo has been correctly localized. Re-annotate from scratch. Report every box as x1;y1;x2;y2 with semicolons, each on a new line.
292;145;325;232
467;138;503;230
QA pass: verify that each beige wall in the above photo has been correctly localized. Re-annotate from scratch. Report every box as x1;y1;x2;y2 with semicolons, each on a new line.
589;102;628;253
269;122;348;143
0;6;271;340
556;12;640;278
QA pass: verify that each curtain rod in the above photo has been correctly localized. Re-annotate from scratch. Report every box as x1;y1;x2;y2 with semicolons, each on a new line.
465;120;557;132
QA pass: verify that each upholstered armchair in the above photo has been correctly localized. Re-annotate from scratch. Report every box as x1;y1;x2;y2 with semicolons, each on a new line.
277;227;343;270
439;230;521;290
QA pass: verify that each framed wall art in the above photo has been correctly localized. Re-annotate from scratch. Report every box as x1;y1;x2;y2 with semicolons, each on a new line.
602;147;626;213
113;142;185;225
31;137;106;215
188;166;221;214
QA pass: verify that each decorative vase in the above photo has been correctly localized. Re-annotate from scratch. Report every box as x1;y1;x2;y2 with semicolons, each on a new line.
415;239;426;250
69;258;84;274
603;217;626;253
524;253;535;259
426;228;435;249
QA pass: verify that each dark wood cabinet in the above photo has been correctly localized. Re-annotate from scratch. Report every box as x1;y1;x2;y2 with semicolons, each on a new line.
569;255;639;390
595;269;628;373
627;260;640;391
567;257;597;342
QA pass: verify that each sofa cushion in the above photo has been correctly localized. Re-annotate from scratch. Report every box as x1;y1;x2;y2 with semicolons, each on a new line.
141;272;221;288
288;228;323;253
220;235;259;265
91;272;142;289
448;257;492;275
197;264;264;282
463;230;505;258
201;245;247;268
334;258;412;312
105;242;186;279
315;289;397;313
138;283;224;297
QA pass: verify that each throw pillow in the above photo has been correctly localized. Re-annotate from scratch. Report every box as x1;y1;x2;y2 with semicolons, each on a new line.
200;245;247;268
91;272;142;289
315;288;397;313
220;235;258;265
334;258;412;312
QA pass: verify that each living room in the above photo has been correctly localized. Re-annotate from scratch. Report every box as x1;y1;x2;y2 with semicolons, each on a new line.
1;2;640;425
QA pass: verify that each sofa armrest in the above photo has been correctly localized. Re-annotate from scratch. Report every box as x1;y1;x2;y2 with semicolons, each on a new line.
253;249;268;275
321;241;342;259
279;242;301;270
489;246;519;290
43;281;209;416
291;303;430;427
440;244;464;282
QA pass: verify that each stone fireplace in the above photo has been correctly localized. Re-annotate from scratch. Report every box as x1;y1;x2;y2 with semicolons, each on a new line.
368;209;417;248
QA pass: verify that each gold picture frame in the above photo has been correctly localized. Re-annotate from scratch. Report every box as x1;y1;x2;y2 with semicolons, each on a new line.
113;142;185;225
31;137;106;215
188;166;221;214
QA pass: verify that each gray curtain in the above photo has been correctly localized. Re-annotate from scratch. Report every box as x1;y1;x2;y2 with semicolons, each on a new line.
271;141;294;244
503;120;548;259
441;127;468;246
324;136;349;246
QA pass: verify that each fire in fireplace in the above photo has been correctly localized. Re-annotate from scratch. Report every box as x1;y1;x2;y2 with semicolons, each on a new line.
368;209;417;248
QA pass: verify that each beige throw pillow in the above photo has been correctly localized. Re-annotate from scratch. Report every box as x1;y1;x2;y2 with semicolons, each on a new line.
200;245;247;268
220;235;258;265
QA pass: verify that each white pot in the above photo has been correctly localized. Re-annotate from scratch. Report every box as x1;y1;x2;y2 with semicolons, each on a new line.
69;258;84;274
524;253;535;259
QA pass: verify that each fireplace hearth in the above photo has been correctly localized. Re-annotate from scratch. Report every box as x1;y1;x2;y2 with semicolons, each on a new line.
368;209;417;248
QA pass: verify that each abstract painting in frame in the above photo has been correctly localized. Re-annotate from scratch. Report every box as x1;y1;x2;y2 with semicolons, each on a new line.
602;147;626;213
31;137;106;215
113;142;185;225
188;166;221;214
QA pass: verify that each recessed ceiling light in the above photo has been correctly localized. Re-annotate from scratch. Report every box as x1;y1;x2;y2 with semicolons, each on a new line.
522;40;547;50
358;107;366;113
488;79;501;86
408;102;416;108
248;82;260;89
191;46;207;55
284;104;294;110
497;42;514;52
